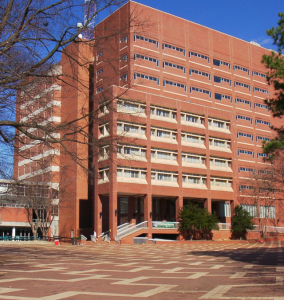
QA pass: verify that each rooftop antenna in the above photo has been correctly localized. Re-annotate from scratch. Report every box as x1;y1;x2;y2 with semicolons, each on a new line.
84;0;96;40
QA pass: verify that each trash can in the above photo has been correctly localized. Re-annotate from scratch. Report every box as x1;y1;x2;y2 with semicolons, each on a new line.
71;237;77;245
54;240;59;246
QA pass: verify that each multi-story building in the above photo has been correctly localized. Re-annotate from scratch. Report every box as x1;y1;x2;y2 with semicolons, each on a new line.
11;1;283;242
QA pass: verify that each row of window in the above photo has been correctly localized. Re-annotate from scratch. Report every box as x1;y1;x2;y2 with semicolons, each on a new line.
99;166;232;188
237;150;271;159
101;145;232;169
133;72;269;96
132;35;267;79
241;204;276;219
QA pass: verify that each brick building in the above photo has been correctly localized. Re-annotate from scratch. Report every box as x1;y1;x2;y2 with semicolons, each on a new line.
12;1;284;242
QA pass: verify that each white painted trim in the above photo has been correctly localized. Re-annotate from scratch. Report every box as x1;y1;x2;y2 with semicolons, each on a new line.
18;166;60;181
20;85;61;109
18;149;60;167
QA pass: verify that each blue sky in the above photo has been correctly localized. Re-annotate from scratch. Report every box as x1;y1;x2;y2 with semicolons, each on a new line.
98;0;283;51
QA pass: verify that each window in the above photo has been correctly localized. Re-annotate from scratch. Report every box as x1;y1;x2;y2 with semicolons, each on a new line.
181;132;205;146
209;137;231;150
182;153;205;166
255;119;270;127
254;87;268;95
96;86;103;93
151;170;178;184
213;59;230;69
117;167;146;181
164;80;186;92
241;204;257;217
260;206;275;219
120;54;128;61
235;98;252;107
117;99;145;114
99;146;109;159
239;167;254;173
210;177;232;189
253;71;266;78
120;36;127;43
257;153;271;159
117;121;146;137
180;112;204;125
238;150;254;158
189;69;210;79
134;54;159;66
97;51;103;59
239;185;254;192
151;127;177;142
208;118;230;131
164;62;186;73
236;115;253;124
150;106;176;120
255;103;269;111
256;136;270;142
151;148;177;163
134;73;160;85
182;175;206;186
134;35;159;48
120;197;128;214
98;168;110;183
210;157;231;169
219;203;231;217
99;123;109;137
97;69;103;76
117;145;146;158
120;74;127;81
190;87;211;97
162;43;185;55
237;132;254;141
215;93;232;102
235;81;251;91
234;65;250;75
214;76;231;86
189;51;210;63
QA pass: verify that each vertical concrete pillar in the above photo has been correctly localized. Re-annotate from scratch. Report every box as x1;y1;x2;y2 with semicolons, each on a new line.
12;227;16;239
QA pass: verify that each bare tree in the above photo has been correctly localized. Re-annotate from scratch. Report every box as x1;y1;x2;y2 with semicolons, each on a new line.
0;0;148;179
238;160;284;237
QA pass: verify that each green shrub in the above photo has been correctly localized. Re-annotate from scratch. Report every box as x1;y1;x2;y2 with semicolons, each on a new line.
178;202;219;240
231;205;254;240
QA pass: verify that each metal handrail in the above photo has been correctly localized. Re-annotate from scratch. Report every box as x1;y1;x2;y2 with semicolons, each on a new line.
116;221;148;238
117;222;129;230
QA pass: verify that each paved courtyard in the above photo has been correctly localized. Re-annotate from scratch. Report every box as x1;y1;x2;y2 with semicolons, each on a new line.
0;241;282;299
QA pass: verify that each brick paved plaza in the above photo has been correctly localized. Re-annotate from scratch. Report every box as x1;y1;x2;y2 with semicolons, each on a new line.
0;241;282;299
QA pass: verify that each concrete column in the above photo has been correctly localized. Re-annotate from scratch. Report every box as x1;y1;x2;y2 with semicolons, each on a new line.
12;227;16;239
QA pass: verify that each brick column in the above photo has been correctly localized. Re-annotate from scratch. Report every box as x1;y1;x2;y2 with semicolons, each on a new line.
144;193;152;236
94;193;102;236
175;196;183;221
204;198;212;214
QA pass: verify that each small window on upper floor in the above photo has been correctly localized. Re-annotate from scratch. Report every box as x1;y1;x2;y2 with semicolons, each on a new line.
120;36;127;43
213;59;230;69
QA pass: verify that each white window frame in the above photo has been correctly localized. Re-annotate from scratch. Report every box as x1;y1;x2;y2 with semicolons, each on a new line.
151;170;178;186
151;148;178;165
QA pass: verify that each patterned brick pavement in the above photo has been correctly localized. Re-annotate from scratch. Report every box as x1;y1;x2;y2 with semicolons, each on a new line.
0;241;283;299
